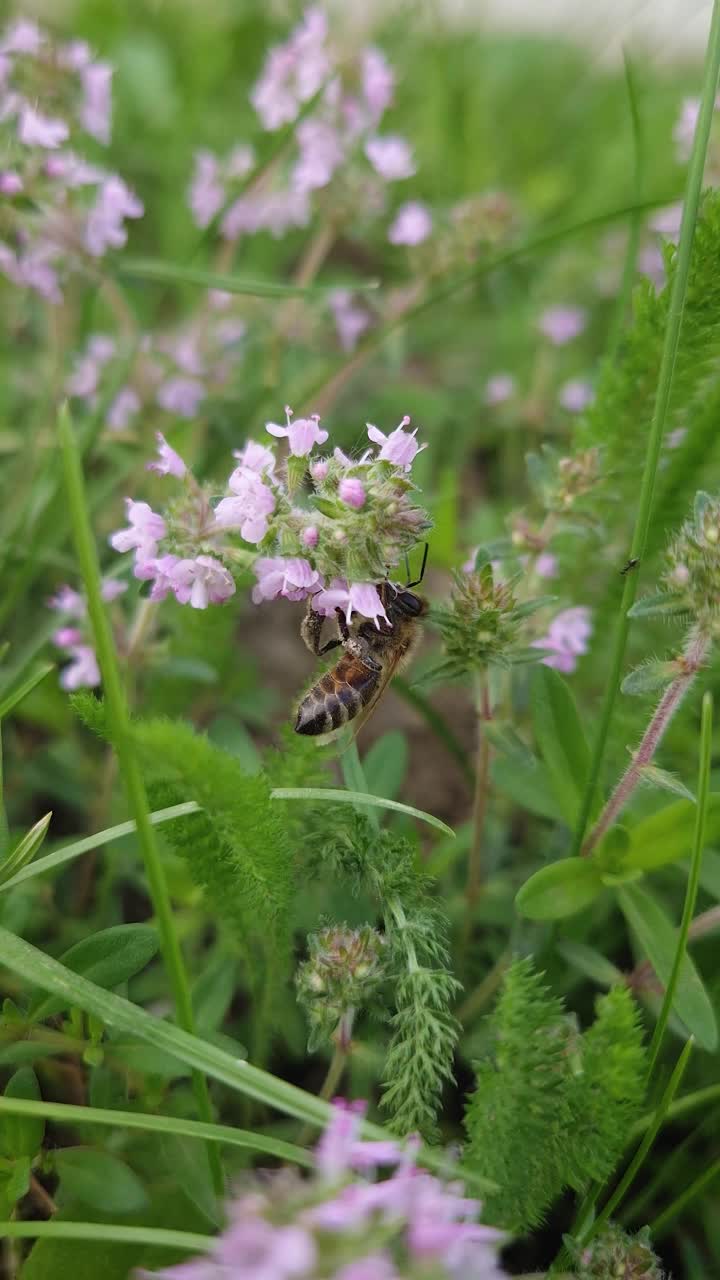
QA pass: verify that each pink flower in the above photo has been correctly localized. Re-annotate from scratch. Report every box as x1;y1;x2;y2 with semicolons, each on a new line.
339;477;366;509
44;151;104;187
316;1100;400;1181
361;47;394;125
639;244;665;289
59;644;100;690
84;176;144;256
233;439;276;475
53;627;83;647
215;467;276;544
110;500;166;566
101;579;127;603
1;18;43;55
310;459;329;482
532;606;592;673
538;305;587;345
48;585;84;615
107;386;141;431
485;374;515;405
168;555;236;609
252;557;321;604
388;201;432;246
17;105;69;149
140;553;181;601
536;552;558;579
250;6;330;131
329;290;371;352
364;134;415;180
366;416;426;470
66;334;116;398
221;188;311;240
292;119;344;193
266;406;328;457
147;432;187;479
156;376;206;418
335;1258;398;1280
651;202;683;241
313;580;389;627
80;61;112;144
188;149;224;229
558;379;593;412
0;171;22;194
302;525;319;548
226;144;255;178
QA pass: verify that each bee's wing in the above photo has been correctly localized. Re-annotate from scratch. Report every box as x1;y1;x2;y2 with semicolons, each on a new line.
341;643;409;748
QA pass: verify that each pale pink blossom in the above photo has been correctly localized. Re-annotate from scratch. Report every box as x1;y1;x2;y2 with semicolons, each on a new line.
0;18;43;56
221;188;310;240
666;427;687;449
110;499;166;560
59;644;100;690
329;290;371;352
84;176;143;256
532;606;592;673
147;432;187;479
315;1100;400;1181
226;144;255;178
233;439;276;476
252;557;321;604
536;552;558;579
0;171;22;194
302;525;319;548
335;1258;398;1280
66;334;116;398
266;406;328;457
361;47;394;125
250;6;330;131
48;585;84;615
313;579;389;627
292;119;344;193
156;376;206;418
367;416;426;470
80;61;112;144
310;459;329;482
485;374;515;405
650;202;683;240
365;134;415;180
538;305;587;345
168;555;236;609
215;467;276;543
44;151;104;187
558;379;593;412
673;96;700;161
53;627;83;647
188;150;224;229
101;579;127;603
388;200;432;246
339;477;366;509
107;386;141;431
17;105;68;149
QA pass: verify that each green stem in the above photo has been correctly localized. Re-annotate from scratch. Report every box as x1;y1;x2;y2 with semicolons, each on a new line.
462;674;491;949
605;53;644;364
645;692;712;1080
650;1155;720;1236
569;0;720;856
630;1082;720;1139
57;405;223;1197
0;1221;213;1252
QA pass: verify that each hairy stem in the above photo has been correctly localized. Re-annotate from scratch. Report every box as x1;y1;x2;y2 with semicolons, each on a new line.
581;627;710;857
569;0;720;855
462;675;492;945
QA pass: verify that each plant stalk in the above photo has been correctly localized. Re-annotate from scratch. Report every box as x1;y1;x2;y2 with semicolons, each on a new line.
581;627;709;857
57;404;223;1197
569;0;720;855
462;675;492;947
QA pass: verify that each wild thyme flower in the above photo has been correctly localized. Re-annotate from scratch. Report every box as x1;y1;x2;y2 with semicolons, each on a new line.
537;305;587;345
662;491;720;621
138;1099;507;1280
110;412;431;622
485;375;515;405
48;577;126;689
434;562;541;677
388;201;433;246
573;1224;665;1279
0;19;142;301
297;924;385;1051
558;379;594;413
531;607;592;673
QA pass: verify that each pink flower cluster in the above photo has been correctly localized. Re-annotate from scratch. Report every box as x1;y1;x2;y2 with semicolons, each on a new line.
48;577;126;689
110;412;429;624
532;606;592;673
0;18;143;301
65;293;246;430
141;1099;507;1280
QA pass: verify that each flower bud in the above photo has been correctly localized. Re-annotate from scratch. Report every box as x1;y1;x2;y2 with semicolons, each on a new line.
338;477;366;509
296;925;385;1051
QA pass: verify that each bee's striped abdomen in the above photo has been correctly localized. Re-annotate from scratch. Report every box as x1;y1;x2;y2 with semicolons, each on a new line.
294;655;379;736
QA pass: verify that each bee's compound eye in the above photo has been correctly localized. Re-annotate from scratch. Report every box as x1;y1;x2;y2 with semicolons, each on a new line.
396;591;423;616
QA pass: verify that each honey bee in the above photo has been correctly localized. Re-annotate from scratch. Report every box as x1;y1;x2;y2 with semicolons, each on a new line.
295;548;428;740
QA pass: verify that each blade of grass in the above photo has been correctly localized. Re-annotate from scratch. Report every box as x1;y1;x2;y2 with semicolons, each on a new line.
605;53;644;363
0;925;494;1194
650;1156;720;1236
0;663;55;720
57;404;222;1196
569;0;720;857
645;692;713;1080
0;1221;213;1252
270;787;454;838
118;259;379;296
630;1082;720;1139
0;802;201;894
0;1096;312;1167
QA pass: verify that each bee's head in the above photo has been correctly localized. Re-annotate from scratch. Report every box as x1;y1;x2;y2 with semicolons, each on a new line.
392;589;426;617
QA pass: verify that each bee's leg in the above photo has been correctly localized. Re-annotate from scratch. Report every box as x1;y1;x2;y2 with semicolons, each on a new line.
300;600;327;656
334;607;350;643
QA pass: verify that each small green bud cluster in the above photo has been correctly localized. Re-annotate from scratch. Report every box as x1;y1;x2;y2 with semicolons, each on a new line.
573;1224;665;1280
434;561;548;678
664;490;720;621
296;924;386;1051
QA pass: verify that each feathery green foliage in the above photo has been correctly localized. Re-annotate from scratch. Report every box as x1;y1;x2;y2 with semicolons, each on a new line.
464;960;646;1232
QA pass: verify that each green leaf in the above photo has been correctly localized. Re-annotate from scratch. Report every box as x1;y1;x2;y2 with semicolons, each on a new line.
618;883;718;1050
510;595;558;621
638;764;695;804
530;665;590;825
362;731;409;802
515;858;605;920
0;1068;43;1159
54;1148;148;1214
627;592;689;619
0;1154;31;1209
482;722;536;766
0;663;54;719
491;757;562;821
31;925;160;1020
160;1135;221;1227
271;787;455;837
118;257;379;297
623;795;720;871
0;812;52;888
556;941;624;988
622;660;677;695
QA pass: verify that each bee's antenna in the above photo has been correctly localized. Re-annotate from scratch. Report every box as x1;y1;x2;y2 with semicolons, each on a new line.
406;542;429;589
